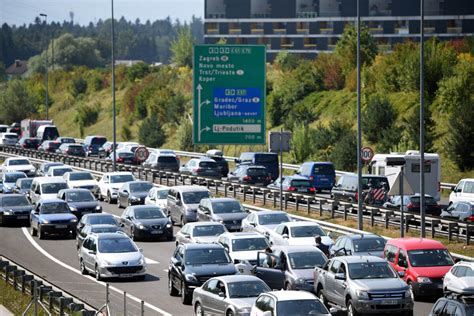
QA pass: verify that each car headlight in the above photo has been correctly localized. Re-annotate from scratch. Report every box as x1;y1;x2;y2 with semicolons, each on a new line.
95;205;102;211
101;260;112;266
166;223;172;228
417;277;431;283
185;274;198;283
356;290;369;300
41;219;49;224
237;307;251;313
138;224;147;230
70;206;78;212
71;218;78;223
138;256;145;265
30;168;36;173
130;196;139;201
3;210;13;215
295;278;306;285
405;288;413;299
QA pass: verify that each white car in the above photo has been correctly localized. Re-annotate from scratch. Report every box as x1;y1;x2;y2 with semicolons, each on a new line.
443;261;474;294
267;221;333;247
64;171;99;191
449;179;474;204
47;165;74;177
241;210;292;236
0;132;18;146
175;222;227;245
97;172;136;204
144;187;169;210
2;157;36;176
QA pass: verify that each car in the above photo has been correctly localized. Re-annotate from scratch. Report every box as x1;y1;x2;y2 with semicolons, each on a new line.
266;175;316;194
98;141;117;159
57;143;86;157
443;262;474;294
227;165;271;186
76;213;119;245
253;245;327;291
97;172;136;204
29;177;69;203
36;162;63;176
175;222;227;245
119;205;173;241
197;197;248;231
29;198;78;239
217;232;269;267
206;149;229;176
63;171;98;191
46;165;74;177
179;157;222;180
250;290;332;316
449;179;474;204
144;187;169;210
75;224;123;249
241;210;292;236
429;294;474;316
267;221;333;247
192;275;271;316
117;181;154;207
314;256;413;316
56;137;76;144
384;238;455;298
57;189;102;219
1;171;27;193
0;194;33;225
0;132;19;146
383;194;441;216
83;135;107;157
441;202;474;222
168;243;237;304
16;137;41;149
106;150;136;165
116;141;139;152
167;186;211;226
331;173;390;204
330;233;387;258
142;151;180;172
236;152;279;181
78;232;146;280
38;140;61;153
14;178;33;195
1;157;36;176
0;124;9;133
296;161;336;192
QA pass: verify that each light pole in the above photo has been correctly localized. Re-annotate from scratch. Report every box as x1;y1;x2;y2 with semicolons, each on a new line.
111;0;117;171
356;0;363;230
39;13;49;120
420;0;426;237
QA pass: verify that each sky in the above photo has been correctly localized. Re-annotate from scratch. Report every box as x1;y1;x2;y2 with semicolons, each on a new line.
0;0;204;26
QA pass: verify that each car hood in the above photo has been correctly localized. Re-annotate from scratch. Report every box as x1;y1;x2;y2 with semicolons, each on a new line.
4;165;34;172
293;268;316;280
185;263;237;276
68;201;99;209
454;277;474;293
108;183;125;190
135;218;170;226
3;182;16;188
351;278;408;291
40;193;60;200
216;213;248;221
193;236;220;243
411;266;453;278
355;251;384;258
0;205;33;212
289;236;333;246
231;251;260;262
184;203;199;210
99;252;142;265
260;224;279;232
38;213;76;221
68;180;98;187
227;297;257;309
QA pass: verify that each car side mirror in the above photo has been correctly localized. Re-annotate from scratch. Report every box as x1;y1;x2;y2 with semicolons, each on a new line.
233;259;241;264
295;171;300;175
176;200;182;206
88;250;96;255
451;186;455;192
123;190;128;194
250;222;256;227
282;234;289;239
218;292;225;298
398;271;405;278
335;273;346;280
330;307;338;316
174;260;182;267
139;248;143;253
328;232;334;239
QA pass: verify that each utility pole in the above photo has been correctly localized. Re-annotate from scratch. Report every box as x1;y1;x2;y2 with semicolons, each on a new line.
356;0;363;230
111;0;117;171
420;0;426;237
39;13;49;120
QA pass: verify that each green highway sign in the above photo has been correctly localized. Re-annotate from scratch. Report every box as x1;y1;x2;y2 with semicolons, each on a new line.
193;45;266;145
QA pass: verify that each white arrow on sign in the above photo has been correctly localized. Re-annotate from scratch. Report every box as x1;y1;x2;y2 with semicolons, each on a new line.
197;84;211;142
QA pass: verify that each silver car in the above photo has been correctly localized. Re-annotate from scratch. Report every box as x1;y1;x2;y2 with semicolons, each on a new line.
443;261;474;294
192;275;270;316
241;210;291;236
175;222;227;245
78;232;146;280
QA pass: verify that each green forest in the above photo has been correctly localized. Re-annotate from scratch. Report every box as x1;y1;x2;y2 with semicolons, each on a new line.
0;23;473;183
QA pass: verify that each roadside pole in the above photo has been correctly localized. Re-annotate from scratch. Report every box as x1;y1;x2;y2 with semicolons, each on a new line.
356;0;363;230
420;0;426;237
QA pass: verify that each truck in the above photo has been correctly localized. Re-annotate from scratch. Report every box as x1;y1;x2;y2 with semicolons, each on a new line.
369;150;441;201
21;119;59;142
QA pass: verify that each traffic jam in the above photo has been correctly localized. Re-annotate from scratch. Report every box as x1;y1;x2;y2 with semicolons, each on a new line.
0;120;473;316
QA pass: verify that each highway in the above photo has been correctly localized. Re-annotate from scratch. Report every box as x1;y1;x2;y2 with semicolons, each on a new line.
0;199;439;315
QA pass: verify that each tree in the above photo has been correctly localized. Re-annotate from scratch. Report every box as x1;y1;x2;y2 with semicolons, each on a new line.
176;117;193;151
274;51;301;71
138;113;166;148
362;94;396;144
170;26;194;68
0;80;37;123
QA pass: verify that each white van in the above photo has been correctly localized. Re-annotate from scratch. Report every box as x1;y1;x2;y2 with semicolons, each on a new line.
370;151;441;201
449;179;474;204
29;177;69;204
0;132;19;146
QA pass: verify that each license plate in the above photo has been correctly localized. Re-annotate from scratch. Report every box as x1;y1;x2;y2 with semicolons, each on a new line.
17;216;29;219
231;226;240;230
298;188;307;192
55;225;67;229
381;300;398;305
120;274;133;278
151;230;162;234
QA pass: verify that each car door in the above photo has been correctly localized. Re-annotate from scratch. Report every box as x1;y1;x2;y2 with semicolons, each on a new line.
242;213;256;232
119;183;129;206
324;259;341;303
395;249;409;277
99;175;108;197
31;202;41;229
82;237;95;270
200;279;219;314
197;200;210;222
121;208;133;235
332;262;348;307
170;246;185;289
31;182;41;204
206;280;227;314
254;251;285;289
270;224;286;245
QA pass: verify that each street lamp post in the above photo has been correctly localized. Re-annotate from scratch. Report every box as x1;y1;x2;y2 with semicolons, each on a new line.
39;13;49;120
111;0;117;171
420;0;426;237
356;0;363;230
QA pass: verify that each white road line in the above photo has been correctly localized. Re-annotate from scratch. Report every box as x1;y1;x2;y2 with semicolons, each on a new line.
21;227;172;316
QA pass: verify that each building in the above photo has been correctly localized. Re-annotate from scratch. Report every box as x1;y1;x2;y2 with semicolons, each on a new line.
204;0;474;60
5;60;28;79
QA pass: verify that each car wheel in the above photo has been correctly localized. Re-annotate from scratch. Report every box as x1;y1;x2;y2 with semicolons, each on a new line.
30;224;37;236
80;259;88;275
347;299;359;316
226;310;234;316
168;275;178;296
117;198;122;208
38;225;45;239
317;288;328;308
180;217;185;227
131;227;136;241
167;235;173;241
181;281;191;305
194;302;204;316
95;265;102;281
408;281;417;300
107;192;113;204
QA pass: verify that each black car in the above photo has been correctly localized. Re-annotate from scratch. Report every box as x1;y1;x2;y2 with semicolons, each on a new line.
14;178;33;195
83;135;107;157
75;224;123;249
227;165;271;186
383;194;441;216
429;294;474;316
0;194;33;225
106;151;135;165
168;243;237;304
57;143;86;157
120;205;173;241
17;137;41;149
142;152;180;172
57;189;102;219
118;181;154;207
206;149;229;177
76;213;118;240
441;202;474;222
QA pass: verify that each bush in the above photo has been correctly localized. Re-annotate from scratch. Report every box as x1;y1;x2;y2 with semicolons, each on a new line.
74;102;100;137
176;117;193;151
121;125;133;141
362;94;396;144
70;77;88;97
290;124;314;163
138;113;166;148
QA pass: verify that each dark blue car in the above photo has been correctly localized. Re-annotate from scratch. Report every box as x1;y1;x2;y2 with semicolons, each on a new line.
30;198;78;239
297;161;336;192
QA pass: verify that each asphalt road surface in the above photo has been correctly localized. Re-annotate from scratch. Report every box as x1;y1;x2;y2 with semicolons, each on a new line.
0;200;438;315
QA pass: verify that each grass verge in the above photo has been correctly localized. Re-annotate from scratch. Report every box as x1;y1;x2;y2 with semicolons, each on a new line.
0;281;48;316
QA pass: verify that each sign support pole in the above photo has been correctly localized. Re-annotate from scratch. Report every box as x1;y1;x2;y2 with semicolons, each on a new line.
279;128;283;210
356;0;363;230
400;167;405;237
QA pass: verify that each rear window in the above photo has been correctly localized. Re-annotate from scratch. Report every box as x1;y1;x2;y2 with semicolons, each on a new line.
313;164;335;174
48;142;60;149
362;177;389;190
199;161;217;168
247;168;267;176
291;180;312;187
410;196;437;205
254;154;278;164
4;134;17;139
91;137;107;146
118;152;134;158
158;156;177;163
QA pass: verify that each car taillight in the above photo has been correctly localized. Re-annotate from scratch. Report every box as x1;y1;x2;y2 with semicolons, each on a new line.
117;157;124;162
309;187;316;193
407;202;415;209
467;216;474;222
266;176;271;181
288;187;297;192
243;175;251;181
309;176;314;181
193;168;201;173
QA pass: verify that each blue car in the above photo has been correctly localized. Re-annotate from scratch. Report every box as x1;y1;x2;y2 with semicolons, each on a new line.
30;198;78;239
296;162;336;192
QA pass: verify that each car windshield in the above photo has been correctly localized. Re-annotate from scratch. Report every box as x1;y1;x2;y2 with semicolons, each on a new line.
157;156;177;163
182;191;210;204
348;262;397;279
8;159;29;166
134;208;165;219
19;179;33;189
4;173;26;182
199;161;217;168
255;154;277;164
40;202;70;214
212;200;244;214
193;225;226;237
407;249;454;267
41;182;68;194
98;238;137;253
291;180;312;187
110;174;134;183
91;138;107;146
66;191;95;202
185;249;231;265
227;281;270;298
44;163;62;172
53;168;73;176
258;213;290;225
288;251;327;269
89;216;116;225
232;238;269;252
291;225;326;238
2;196;30;207
247;168;267;176
91;226;120;233
69;173;95;181
129;182;153;193
156;189;169;199
276;300;328;316
353;238;386;253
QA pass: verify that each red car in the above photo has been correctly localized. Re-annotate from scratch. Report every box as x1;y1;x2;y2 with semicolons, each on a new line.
384;238;454;298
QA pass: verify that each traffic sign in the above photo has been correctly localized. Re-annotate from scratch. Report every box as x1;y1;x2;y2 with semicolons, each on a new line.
134;146;149;163
193;45;266;145
361;147;374;162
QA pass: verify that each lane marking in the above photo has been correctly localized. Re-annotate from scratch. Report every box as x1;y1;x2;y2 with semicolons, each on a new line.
21;227;172;316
